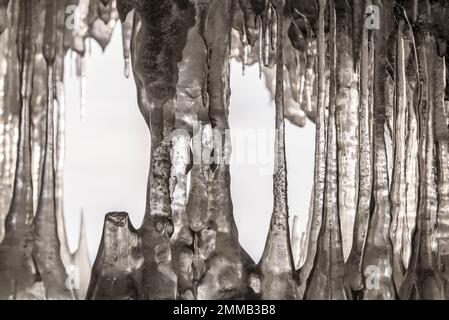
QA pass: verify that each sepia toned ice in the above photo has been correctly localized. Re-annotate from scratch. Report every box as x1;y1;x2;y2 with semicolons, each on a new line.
2;0;449;300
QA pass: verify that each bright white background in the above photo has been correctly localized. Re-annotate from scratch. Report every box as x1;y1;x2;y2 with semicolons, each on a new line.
63;25;315;264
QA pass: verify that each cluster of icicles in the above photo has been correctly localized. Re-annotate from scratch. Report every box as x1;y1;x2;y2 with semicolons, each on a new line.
2;0;449;300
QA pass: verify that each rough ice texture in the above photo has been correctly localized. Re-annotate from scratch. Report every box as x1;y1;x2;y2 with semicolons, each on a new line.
3;0;449;300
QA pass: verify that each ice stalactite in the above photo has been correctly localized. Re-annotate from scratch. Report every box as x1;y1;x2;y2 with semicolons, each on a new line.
121;9;133;78
0;0;41;299
200;0;255;300
304;0;351;300
389;18;409;291
76;54;87;123
55;6;72;270
258;0;297;300
0;0;20;243
5;0;449;301
346;0;373;295
32;0;73;300
334;0;359;261
435;58;449;299
401;31;445;300
361;0;396;300
298;0;327;299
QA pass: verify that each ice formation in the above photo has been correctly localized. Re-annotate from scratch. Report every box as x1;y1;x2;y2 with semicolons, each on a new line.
1;0;449;300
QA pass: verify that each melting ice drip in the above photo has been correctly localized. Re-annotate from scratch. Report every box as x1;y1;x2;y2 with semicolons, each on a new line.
1;0;449;300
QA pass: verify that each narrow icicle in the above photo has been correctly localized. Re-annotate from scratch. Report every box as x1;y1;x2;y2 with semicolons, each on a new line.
0;0;41;300
298;0;327;299
33;0;73;300
258;0;297;300
199;0;254;299
334;0;358;261
305;0;351;300
121;9;134;78
362;0;396;300
346;0;373;295
401;32;445;300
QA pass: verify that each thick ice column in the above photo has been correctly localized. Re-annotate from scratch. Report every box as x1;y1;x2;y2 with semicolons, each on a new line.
32;0;74;300
198;0;255;300
389;19;409;291
346;0;373;294
118;0;196;299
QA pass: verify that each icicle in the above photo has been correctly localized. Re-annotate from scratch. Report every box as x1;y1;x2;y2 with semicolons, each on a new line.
305;0;351;300
298;0;327;299
200;0;253;299
32;0;74;300
121;9;134;78
89;0;119;51
258;0;297;300
0;0;12;243
334;0;358;260
346;0;373;295
0;0;9;35
401;33;445;300
55;0;72;271
76;53;87;123
362;0;396;300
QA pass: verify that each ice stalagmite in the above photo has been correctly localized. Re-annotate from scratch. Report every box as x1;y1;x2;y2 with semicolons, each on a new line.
70;211;91;300
258;0;297;300
86;212;143;300
304;0;351;300
32;0;74;300
0;0;41;299
362;0;396;300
